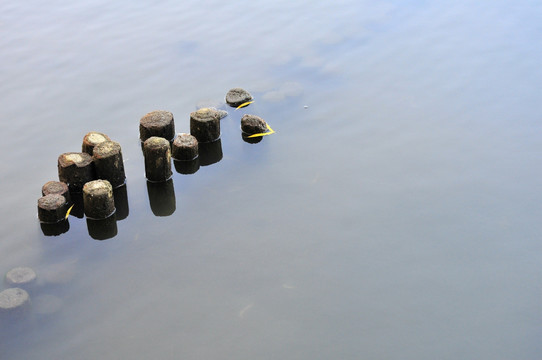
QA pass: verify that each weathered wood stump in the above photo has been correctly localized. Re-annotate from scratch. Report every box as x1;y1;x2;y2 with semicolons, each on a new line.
5;267;37;289
40;221;70;236
82;180;115;219
225;88;253;107
82;132;112;155
57;152;95;191
139;110;175;142
38;194;68;223
93;140;126;188
172;133;198;161
143;137;172;182
241;114;268;134
41;181;70;203
190;108;221;143
0;288;31;316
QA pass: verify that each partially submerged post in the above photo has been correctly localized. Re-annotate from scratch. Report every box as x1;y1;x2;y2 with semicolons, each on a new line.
83;180;115;219
225;88;253;107
139;110;175;142
172;133;198;161
5;267;37;290
143;137;172;182
190;108;221;143
241;114;268;135
57;152;95;192
93;140;126;188
38;194;68;223
0;288;31;317
82;132;111;155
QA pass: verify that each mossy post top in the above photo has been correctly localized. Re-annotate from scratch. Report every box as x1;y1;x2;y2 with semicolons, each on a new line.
93;140;122;159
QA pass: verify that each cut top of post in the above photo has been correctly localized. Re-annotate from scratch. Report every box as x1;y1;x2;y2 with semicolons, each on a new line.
93;140;121;159
191;108;221;123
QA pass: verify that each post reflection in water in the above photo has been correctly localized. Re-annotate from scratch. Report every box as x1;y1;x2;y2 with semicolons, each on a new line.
112;184;129;220
40;220;70;236
146;179;176;217
173;158;199;175
68;191;85;219
86;213;118;240
198;138;222;166
241;133;264;144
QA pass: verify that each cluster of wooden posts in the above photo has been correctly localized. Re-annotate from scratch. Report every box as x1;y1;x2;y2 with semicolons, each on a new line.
37;88;268;236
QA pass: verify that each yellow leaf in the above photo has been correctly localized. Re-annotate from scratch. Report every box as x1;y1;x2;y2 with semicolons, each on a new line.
247;123;275;138
65;204;74;220
235;100;254;110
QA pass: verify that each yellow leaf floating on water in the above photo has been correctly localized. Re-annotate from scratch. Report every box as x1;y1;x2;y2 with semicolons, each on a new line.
235;100;254;110
65;204;74;220
247;123;275;138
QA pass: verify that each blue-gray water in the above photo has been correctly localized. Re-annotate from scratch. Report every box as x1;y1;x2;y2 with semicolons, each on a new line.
1;1;541;359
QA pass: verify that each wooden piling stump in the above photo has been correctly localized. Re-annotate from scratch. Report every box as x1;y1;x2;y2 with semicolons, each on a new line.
42;181;70;203
143;136;172;182
57;152;95;191
0;288;31;316
241;114;268;134
172;133;198;161
5;267;37;289
225;88;253;107
82;180;115;219
93;140;126;188
190;108;221;143
139;110;175;142
38;194;68;223
82;132;111;155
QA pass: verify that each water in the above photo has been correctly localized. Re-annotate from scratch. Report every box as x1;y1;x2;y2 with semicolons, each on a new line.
1;1;541;359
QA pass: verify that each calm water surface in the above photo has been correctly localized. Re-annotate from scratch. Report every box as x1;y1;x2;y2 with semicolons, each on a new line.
1;1;541;359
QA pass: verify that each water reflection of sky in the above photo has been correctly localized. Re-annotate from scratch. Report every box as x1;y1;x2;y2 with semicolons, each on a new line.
1;1;542;359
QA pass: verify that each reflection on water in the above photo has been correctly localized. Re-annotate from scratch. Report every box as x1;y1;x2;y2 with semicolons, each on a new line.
1;0;542;359
147;179;176;217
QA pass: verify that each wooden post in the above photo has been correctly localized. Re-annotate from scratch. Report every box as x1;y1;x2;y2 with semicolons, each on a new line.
38;194;68;223
143;137;172;182
0;288;31;318
4;267;37;289
172;133;198;161
139;110;175;142
83;180;115;219
82;132;111;155
93;140;126;188
190;108;221;143
225;88;253;107
42;181;70;203
57;152;95;192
